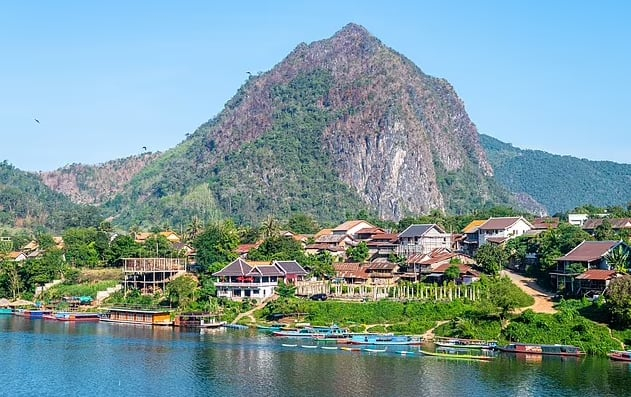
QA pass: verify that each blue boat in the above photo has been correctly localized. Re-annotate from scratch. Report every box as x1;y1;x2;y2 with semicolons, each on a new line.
273;325;350;340
350;334;423;346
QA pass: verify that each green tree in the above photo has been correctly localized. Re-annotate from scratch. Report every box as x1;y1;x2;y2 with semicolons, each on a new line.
260;215;281;239
286;213;319;234
444;264;461;282
63;227;100;267
166;275;199;308
485;276;534;319
193;221;240;273
248;236;305;261
276;280;296;298
0;260;22;299
106;235;141;266
606;245;630;273
185;217;204;243
474;244;506;276
346;241;370;263
594;219;615;241
606;275;631;327
303;251;335;279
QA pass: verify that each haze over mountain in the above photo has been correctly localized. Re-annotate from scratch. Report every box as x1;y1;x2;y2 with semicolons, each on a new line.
2;23;630;231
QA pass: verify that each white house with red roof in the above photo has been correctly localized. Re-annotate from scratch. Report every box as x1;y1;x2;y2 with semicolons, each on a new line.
477;217;533;247
213;258;308;300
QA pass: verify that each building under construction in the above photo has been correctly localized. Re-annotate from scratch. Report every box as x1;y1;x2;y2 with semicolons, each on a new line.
122;258;187;294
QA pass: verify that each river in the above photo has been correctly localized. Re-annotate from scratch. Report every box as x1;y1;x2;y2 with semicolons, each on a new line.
1;316;630;397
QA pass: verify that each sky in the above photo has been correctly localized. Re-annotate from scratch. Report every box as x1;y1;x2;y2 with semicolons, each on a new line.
1;1;629;171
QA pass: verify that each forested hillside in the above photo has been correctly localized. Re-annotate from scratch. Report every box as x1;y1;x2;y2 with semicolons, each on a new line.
0;161;102;232
481;134;631;214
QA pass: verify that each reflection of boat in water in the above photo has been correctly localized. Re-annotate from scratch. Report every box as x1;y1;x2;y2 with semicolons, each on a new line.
434;336;497;350
498;343;585;357
321;346;338;350
609;350;631;362
281;343;298;347
301;345;319;349
341;346;361;352
420;347;496;361
350;334;422;345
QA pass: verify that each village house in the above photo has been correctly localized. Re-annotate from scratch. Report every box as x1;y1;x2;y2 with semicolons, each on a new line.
401;248;475;282
574;269;621;297
427;263;481;285
363;262;399;285
332;220;378;239
5;251;27;262
552;240;630;295
460;220;486;256
397;224;452;256
581;218;631;235
365;232;399;260
477;217;533;247
213;259;308;300
531;217;560;230
332;262;369;285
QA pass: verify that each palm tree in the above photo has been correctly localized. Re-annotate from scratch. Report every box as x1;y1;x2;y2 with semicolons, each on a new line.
185;217;204;243
606;245;630;274
260;215;281;240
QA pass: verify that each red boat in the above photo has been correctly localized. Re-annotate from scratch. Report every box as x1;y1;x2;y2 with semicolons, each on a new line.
609;350;631;362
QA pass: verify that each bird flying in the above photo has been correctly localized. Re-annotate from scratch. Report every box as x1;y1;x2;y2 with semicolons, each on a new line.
142;146;147;151
34;118;40;124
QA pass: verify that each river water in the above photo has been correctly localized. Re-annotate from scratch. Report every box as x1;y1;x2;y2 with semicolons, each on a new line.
1;316;630;397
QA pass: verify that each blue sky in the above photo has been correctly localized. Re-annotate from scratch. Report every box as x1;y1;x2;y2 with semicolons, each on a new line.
1;1;629;171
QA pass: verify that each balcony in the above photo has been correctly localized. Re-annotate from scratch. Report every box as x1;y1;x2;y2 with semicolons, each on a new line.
215;281;278;288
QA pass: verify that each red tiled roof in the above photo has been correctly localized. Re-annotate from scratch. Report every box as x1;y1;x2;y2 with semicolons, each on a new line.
479;217;530;231
305;244;345;252
333;263;369;280
557;241;620;262
575;269;617;281
333;220;375;232
370;233;399;241
364;262;397;271
236;243;259;254
582;218;631;230
432;263;480;277
531;217;560;230
355;227;386;236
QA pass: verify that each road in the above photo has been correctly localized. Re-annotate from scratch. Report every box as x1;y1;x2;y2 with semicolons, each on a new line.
501;269;557;314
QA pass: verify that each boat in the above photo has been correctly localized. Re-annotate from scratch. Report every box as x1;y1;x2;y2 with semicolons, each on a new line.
301;345;319;349
340;346;361;352
273;325;350;340
224;324;249;330
434;336;497;350
608;350;631;362
100;307;173;326
498;343;585;356
420;347;496;361
174;313;225;328
320;346;339;350
53;312;101;322
13;309;53;318
363;347;388;353
350;334;423;345
0;308;13;315
281;343;298;347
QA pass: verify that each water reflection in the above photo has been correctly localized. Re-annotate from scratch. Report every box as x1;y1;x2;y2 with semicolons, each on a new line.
2;316;630;397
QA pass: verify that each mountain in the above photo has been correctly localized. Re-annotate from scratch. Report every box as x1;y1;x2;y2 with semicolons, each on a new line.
40;153;161;206
481;134;631;214
0;161;102;232
89;23;513;228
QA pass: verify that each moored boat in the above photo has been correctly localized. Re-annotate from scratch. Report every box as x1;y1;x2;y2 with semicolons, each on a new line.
273;325;350;340
420;347;496;361
174;313;225;328
13;308;53;318
350;334;422;346
498;343;585;356
54;312;101;322
100;307;173;326
434;336;497;350
608;350;631;362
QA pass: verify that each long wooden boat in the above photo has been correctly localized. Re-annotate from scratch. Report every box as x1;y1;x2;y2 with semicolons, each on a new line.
13;309;53;318
350;334;423;346
273;325;350;340
498;343;585;356
174;313;225;328
608;350;631;362
100;307;173;326
420;347;496;361
0;308;13;315
54;312;101;322
434;336;497;350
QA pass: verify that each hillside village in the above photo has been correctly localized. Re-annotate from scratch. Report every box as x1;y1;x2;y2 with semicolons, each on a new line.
2;211;630;306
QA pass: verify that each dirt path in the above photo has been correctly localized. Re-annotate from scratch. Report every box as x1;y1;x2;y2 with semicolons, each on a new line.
231;295;277;325
421;320;449;341
501;269;557;314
